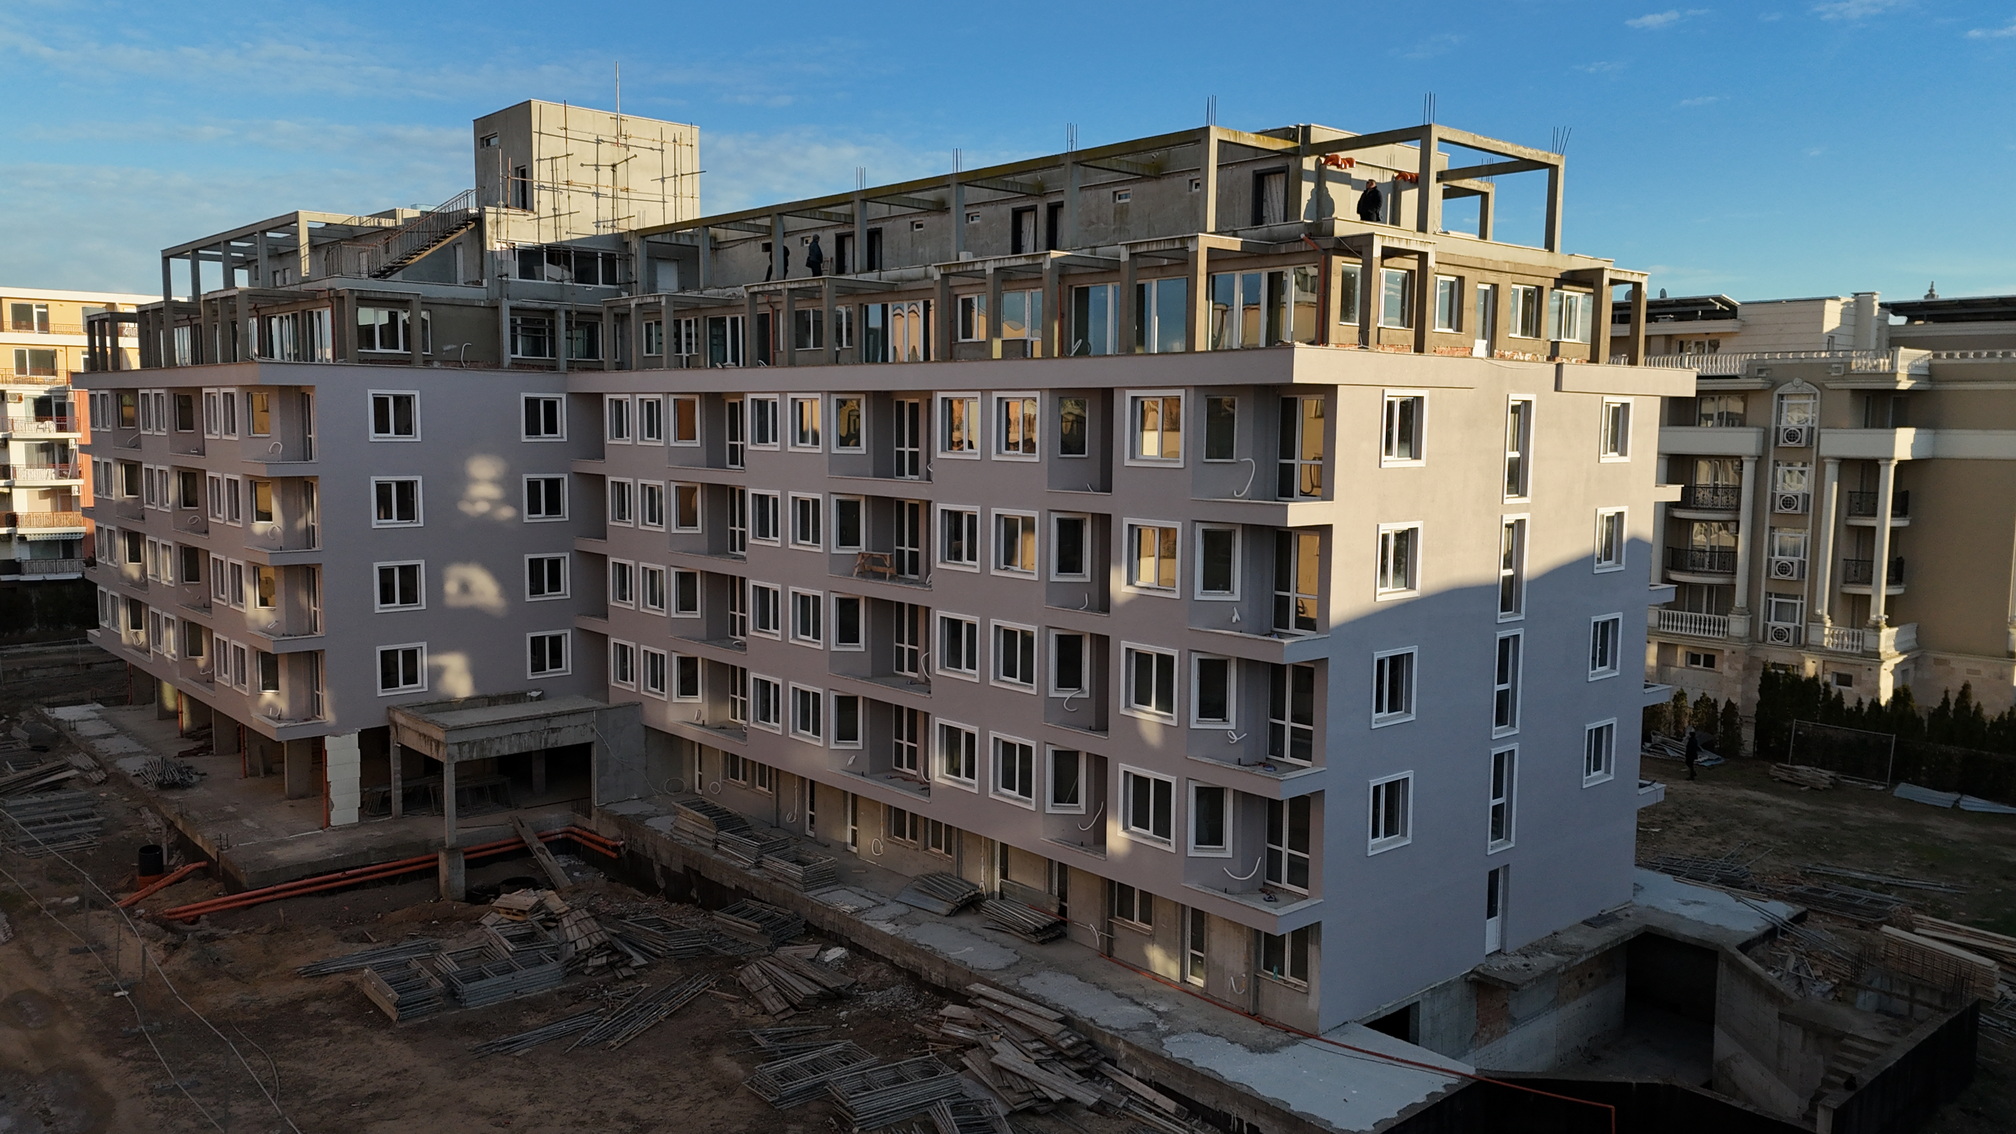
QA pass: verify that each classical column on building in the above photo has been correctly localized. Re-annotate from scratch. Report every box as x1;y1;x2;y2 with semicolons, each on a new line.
1868;458;1897;627
1729;454;1759;640
1811;457;1842;635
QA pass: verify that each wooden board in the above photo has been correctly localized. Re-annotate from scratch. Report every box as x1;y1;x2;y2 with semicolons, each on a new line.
510;816;571;892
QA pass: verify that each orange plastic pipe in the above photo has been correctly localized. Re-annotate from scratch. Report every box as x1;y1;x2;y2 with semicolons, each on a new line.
117;861;209;908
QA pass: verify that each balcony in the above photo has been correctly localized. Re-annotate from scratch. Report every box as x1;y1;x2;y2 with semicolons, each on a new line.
1666;546;1736;576
0;558;86;580
1814;621;1919;657
0;416;79;435
1650;608;1730;639
1841;557;1906;588
4;510;86;533
1846;490;1910;523
1676;483;1743;512
0;463;82;484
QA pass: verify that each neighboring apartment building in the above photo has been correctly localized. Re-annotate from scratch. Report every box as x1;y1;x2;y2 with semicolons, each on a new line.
2;285;151;582
79;102;1688;1037
1632;290;2016;713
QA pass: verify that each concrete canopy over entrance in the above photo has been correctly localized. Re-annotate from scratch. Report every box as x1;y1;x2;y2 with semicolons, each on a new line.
387;692;643;847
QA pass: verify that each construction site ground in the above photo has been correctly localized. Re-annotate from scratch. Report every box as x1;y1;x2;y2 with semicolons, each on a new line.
1637;754;2016;1133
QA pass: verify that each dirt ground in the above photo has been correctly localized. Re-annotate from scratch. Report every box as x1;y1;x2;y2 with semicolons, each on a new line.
0;685;1142;1134
1638;753;2016;1132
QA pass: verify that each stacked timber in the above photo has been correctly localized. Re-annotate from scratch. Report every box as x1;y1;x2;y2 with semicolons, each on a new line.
761;848;840;891
718;827;793;868
713;899;804;948
1771;764;1839;789
735;950;857;1016
608;911;754;958
979;898;1067;943
0;759;79;796
1902;916;2016;985
1876;926;2001;1001
896;872;984;915
671;798;750;848
358;959;446;1021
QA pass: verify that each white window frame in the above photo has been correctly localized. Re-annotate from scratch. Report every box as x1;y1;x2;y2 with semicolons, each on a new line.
1498;515;1528;621
831;496;865;552
749;490;781;544
607;558;636;609
990;620;1038;691
1594;507;1627;572
1503;396;1534;501
671;653;701;702
373;560;425;612
990;734;1038;808
671;569;701;618
1508;285;1544;339
370;477;422;528
637;395;665;444
937;612;980;680
637;481;666;531
937;393;981;458
525;554;569;601
1368;772;1413;854
750;582;782;639
1188;782;1231;858
606;478;635;526
1376;522;1421;599
1488;745;1517;853
789;492;823;550
1380;392;1427;467
1371;647;1417;726
666;394;700;446
831;594;864;651
1583;720;1617;786
830;692;862;749
747;395;780;449
1049;631;1088;698
830;395;864;453
523;475;568;521
1120;643;1179;723
1195;524;1240;600
376;643;427;695
993;393;1039;460
749;674;783;732
1046;747;1086;814
1124;520;1180;595
1588;614;1623;681
368;391;421;441
1600;398;1633;461
1125;390;1184;466
992;509;1039;576
788;395;822;451
527;630;571;678
640;564;668;615
1050;513;1091;581
521;394;565;441
609;639;638;690
1190;654;1236;728
604;395;633;444
1493;630;1522;737
790;683;825;744
790;587;824;647
672;484;702;534
1432;276;1461;333
936;720;980;789
1118;765;1177;848
937;505;981;571
641;647;671;698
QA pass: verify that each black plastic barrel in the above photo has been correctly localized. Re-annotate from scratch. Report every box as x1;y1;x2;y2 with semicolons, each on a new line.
137;844;166;877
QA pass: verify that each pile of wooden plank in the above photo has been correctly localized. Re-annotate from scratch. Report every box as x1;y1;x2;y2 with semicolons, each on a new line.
1903;916;2016;986
761;848;839;891
744;1041;878;1107
927;1095;1014;1134
714;899;804;948
718;828;794;868
896;872;985;915
736;948;857;1016
1771;763;1838;789
1876;925;2002;1001
0;759;79;796
978;898;1067;943
671;798;750;848
0;790;101;857
358;959;446;1022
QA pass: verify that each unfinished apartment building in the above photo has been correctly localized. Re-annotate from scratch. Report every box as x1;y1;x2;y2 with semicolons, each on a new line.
3;285;151;582
1635;290;2016;713
80;102;1688;1037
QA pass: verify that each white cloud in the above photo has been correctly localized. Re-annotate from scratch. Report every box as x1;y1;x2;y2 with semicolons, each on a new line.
1627;9;1709;29
1812;0;1908;19
1395;33;1464;60
1677;95;1724;106
1967;19;2016;38
1577;60;1628;74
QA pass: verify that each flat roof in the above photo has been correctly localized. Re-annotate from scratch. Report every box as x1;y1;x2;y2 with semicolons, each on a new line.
1885;294;2016;323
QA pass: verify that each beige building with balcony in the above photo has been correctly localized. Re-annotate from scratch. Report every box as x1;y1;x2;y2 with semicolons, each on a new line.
2;285;151;583
1632;290;2016;713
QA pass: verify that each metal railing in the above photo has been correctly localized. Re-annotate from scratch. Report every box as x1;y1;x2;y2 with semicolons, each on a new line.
1678;483;1743;511
1641;348;1931;378
13;558;86;577
0;416;78;434
0;465;82;482
1651;609;1729;638
9;511;87;529
1841;557;1906;586
1666;546;1737;574
356;189;479;278
1845;490;1909;518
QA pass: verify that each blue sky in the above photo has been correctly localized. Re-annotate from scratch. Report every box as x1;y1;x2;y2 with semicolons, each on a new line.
4;0;2013;303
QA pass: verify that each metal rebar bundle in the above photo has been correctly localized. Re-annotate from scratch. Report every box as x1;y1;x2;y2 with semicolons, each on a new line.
469;1010;605;1057
825;1057;962;1128
567;972;716;1051
743;1042;877;1107
712;899;804;948
296;939;442;977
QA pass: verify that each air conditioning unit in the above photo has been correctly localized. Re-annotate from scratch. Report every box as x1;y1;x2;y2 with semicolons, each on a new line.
1773;491;1811;514
1777;425;1813;447
1768;556;1807;580
1766;623;1804;646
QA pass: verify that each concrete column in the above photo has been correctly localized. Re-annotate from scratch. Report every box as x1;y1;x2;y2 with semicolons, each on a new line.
497;296;512;365
770;214;785;281
531;750;548;797
1868;458;1897;627
1730;455;1759;640
1118;250;1138;354
441;757;458;847
782;285;797;367
984;268;1003;360
325;731;361;826
1411;249;1434;355
407;296;424;367
743;293;759;366
1042;257;1063;360
282;737;314;800
1197;127;1219;234
155;681;176;720
697;226;712;289
1414;127;1441;235
254;230;268;286
1589;271;1612;364
1627;281;1649;365
1358;237;1381;347
851;199;866;275
1062;158;1080;250
933;274;952;362
1812;458;1842;626
389;740;404;819
555;308;569;375
1476;185;1495;242
822;280;838;365
294;216;311;282
1543;163;1564;254
437;848;466;902
1649;501;1668;592
233;269;251;364
951;175;965;260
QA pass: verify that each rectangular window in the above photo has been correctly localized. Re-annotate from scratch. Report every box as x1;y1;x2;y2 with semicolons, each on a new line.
993;736;1036;805
610;640;637;689
1123;645;1178;721
939;506;979;568
524;476;567;520
1051;514;1089;580
1050;632;1087;696
369;392;419;440
526;555;568;600
832;693;861;747
1433;276;1461;332
1369;774;1412;852
790;395;821;449
669;395;699;445
1129;393;1182;462
640;565;668;614
1550;289;1593;343
1192;655;1234;727
1594;508;1626;571
1197;525;1239;598
1504;398;1533;499
1600;399;1632;459
638;397;664;444
994;511;1037;574
1277;395;1325;499
1377;523;1419;596
1112;882;1154;928
1260;927;1311;986
1273;530;1320;633
832;497;864;551
750;675;783;731
939;394;979;456
832;595;863;649
1127;522;1178;591
791;309;824;351
993;623;1037;689
791;589;823;645
672;654;700;701
1204;396;1238;461
1493;631;1522;734
1379;268;1414;328
522;395;564;440
1498;518;1527;619
642;647;668;697
1058;396;1088;458
832;396;863;452
1509;285;1543;339
375;561;423;611
528;631;570;677
750;583;781;638
672;484;700;532
996;395;1038;458
672;569;700;617
791;685;824;742
747;396;779;448
937;722;978;786
642;319;664;357
750;491;780;543
1588;615;1622;680
605;397;632;443
608;559;635;607
790;493;822;549
1372;648;1416;725
1266;796;1311;890
1191;784;1229;856
1382;394;1425;465
372;478;421;526
1120;768;1176;845
607;478;634;525
1489;747;1517;851
938;614;979;677
377;644;426;694
1048;748;1084;813
639;482;666;530
1584;721;1617;785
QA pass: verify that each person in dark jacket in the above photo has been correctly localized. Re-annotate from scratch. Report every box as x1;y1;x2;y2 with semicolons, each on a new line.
1684;729;1701;781
805;235;825;276
1356;179;1385;223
